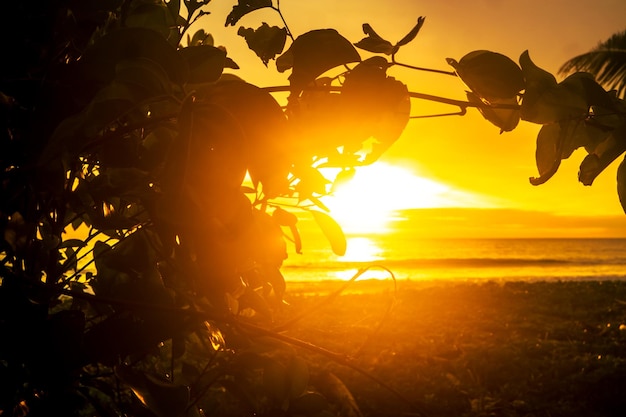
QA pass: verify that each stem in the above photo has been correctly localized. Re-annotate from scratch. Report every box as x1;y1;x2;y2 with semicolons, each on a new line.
262;85;520;111
234;319;427;415
272;2;294;41
57;275;426;415
272;265;396;332
392;58;457;76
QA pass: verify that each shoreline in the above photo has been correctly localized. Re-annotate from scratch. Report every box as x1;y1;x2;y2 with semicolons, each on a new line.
283;276;626;296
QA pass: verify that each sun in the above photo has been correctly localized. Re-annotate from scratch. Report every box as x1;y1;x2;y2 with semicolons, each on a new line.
322;162;484;234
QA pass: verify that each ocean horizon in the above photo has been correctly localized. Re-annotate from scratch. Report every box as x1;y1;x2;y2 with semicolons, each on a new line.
281;237;626;283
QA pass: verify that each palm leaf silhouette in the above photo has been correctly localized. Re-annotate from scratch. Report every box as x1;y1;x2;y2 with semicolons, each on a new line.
559;30;626;98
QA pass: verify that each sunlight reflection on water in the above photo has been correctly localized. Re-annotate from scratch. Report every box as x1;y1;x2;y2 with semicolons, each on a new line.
340;237;383;262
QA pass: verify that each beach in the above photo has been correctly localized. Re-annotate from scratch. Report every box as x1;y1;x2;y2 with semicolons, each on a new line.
276;279;626;417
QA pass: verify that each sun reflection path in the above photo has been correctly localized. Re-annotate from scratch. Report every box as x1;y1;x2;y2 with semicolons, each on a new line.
340;237;383;262
332;236;389;281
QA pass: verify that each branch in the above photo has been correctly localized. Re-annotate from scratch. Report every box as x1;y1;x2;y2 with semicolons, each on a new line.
391;58;456;76
272;2;294;41
57;272;426;415
262;85;520;116
233;316;428;416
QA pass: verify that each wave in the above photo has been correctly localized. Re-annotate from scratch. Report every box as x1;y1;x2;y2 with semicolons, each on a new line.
284;256;626;270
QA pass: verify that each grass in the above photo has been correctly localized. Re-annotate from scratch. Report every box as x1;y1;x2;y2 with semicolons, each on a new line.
277;280;626;417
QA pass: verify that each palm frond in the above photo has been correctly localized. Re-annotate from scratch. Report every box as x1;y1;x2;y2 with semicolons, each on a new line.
559;30;626;98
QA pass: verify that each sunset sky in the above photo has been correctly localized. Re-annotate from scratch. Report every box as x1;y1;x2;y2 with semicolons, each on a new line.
199;1;626;237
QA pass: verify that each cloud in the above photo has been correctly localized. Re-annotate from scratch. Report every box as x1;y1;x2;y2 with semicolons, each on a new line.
389;208;626;238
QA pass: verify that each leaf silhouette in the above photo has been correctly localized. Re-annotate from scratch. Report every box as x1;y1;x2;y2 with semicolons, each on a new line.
310;210;346;256
448;50;524;101
225;0;272;27
277;29;361;93
316;371;363;417
617;156;626;213
354;23;395;55
199;80;289;198
114;364;190;417
396;16;426;47
578;123;626;185
238;23;287;66
533;123;563;185
178;45;227;83
81;27;188;85
187;29;213;46
519;51;589;124
466;92;520;133
340;58;410;164
124;1;176;39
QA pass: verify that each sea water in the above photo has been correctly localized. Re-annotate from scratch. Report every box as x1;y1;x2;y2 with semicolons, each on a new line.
281;237;626;282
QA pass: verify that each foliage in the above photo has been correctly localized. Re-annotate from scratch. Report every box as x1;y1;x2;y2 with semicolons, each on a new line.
0;0;625;416
559;30;626;99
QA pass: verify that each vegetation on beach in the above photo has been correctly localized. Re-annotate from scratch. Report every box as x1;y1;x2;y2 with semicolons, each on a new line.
283;280;626;417
1;0;625;416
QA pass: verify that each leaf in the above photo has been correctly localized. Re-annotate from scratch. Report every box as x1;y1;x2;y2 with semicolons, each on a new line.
310;210;346;256
124;1;176;39
331;168;356;192
82;82;137;137
166;0;181;21
198;80;289;198
114;364;190;417
81;27;188;85
578;122;626;185
559;72;616;109
263;357;288;401
396;16;426;47
617;156;626;213
188;28;214;46
287;356;309;399
64;247;77;272
238;23;287;66
239;286;273;319
339;58;410;163
266;265;287;299
289;393;328;415
315;371;363;417
519;51;589;124
448;50;525;101
115;57;173;96
178;45;227;83
466;92;520;133
184;0;209;18
519;50;557;92
276;29;361;93
354;23;395;55
295;166;330;199
529;120;605;185
225;0;272;27
272;207;298;227
533;124;563;184
268;208;300;256
59;239;87;249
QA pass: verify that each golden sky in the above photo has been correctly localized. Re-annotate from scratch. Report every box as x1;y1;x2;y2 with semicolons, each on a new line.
199;1;626;237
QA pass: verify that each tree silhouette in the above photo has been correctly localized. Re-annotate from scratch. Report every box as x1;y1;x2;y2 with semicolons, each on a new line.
0;1;625;416
559;30;626;99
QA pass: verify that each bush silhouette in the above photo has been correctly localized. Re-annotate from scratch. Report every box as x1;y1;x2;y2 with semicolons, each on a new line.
1;1;624;416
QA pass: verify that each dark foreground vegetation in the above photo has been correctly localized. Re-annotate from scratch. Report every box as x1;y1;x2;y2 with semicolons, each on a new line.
282;280;626;417
2;0;625;415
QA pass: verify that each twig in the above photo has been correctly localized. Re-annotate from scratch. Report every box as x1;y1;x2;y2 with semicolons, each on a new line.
391;59;456;76
272;264;396;332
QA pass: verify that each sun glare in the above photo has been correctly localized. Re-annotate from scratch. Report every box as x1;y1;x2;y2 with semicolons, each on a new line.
322;162;486;234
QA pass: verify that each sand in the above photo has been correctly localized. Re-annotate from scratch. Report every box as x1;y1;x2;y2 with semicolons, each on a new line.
275;279;626;416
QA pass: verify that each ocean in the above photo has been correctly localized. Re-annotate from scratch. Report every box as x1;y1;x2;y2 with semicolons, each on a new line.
281;236;626;283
